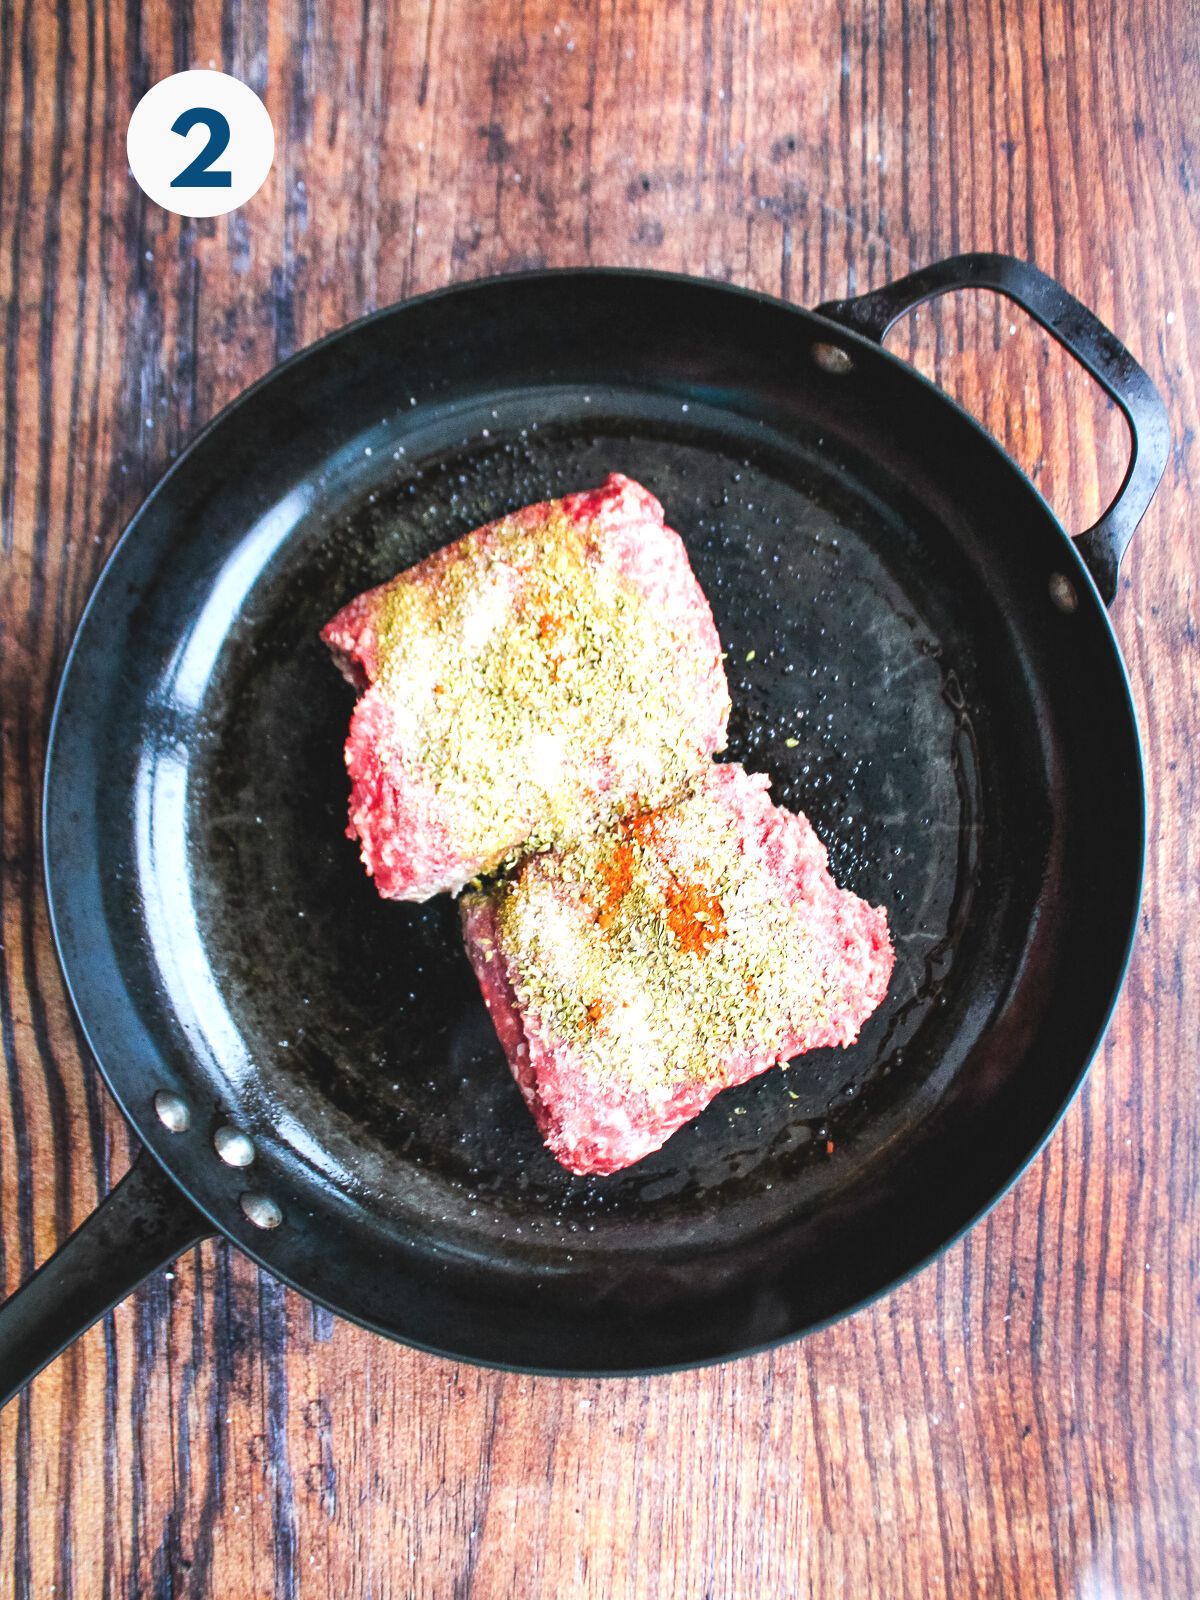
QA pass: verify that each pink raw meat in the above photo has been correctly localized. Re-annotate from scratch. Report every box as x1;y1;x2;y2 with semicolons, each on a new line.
323;474;730;900
461;762;894;1176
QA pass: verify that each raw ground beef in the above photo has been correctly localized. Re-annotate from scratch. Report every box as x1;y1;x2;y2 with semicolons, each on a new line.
322;474;730;900
460;762;895;1176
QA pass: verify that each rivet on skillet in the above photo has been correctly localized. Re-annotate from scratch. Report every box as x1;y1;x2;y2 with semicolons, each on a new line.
154;1091;191;1133
1048;572;1079;613
214;1125;256;1167
240;1193;283;1230
811;341;855;375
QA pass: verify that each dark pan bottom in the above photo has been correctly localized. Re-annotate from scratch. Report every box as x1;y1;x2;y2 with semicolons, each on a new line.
186;394;987;1260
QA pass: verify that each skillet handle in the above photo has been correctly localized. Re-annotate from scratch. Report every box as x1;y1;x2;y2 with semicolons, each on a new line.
816;253;1170;605
0;1150;214;1411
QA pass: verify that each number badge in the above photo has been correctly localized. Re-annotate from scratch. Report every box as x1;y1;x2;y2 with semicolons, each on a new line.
127;70;274;218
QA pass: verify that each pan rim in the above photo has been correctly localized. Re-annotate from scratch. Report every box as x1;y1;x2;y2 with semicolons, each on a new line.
40;266;1147;1373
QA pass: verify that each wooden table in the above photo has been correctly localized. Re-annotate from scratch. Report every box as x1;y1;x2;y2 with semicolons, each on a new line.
2;2;1196;1594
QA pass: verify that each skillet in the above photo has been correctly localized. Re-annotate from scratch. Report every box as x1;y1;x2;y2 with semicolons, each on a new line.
0;254;1168;1400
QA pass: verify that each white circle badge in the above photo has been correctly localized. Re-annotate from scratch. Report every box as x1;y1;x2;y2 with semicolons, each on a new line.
127;70;274;218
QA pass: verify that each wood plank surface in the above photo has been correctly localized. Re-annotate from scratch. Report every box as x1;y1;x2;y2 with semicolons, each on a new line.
1;0;1197;1595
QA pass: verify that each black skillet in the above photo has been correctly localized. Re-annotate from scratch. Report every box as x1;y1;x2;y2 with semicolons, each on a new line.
0;254;1168;1402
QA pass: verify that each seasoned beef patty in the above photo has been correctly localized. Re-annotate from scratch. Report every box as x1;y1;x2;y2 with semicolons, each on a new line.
461;763;894;1175
322;474;730;900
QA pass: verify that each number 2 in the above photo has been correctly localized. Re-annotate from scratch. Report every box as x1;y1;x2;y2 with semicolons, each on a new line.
169;106;232;188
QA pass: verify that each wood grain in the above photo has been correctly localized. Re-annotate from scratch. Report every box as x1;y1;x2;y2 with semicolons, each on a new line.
2;0;1197;1595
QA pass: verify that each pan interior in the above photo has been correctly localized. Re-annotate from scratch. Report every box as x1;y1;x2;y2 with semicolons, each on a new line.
162;389;1000;1261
